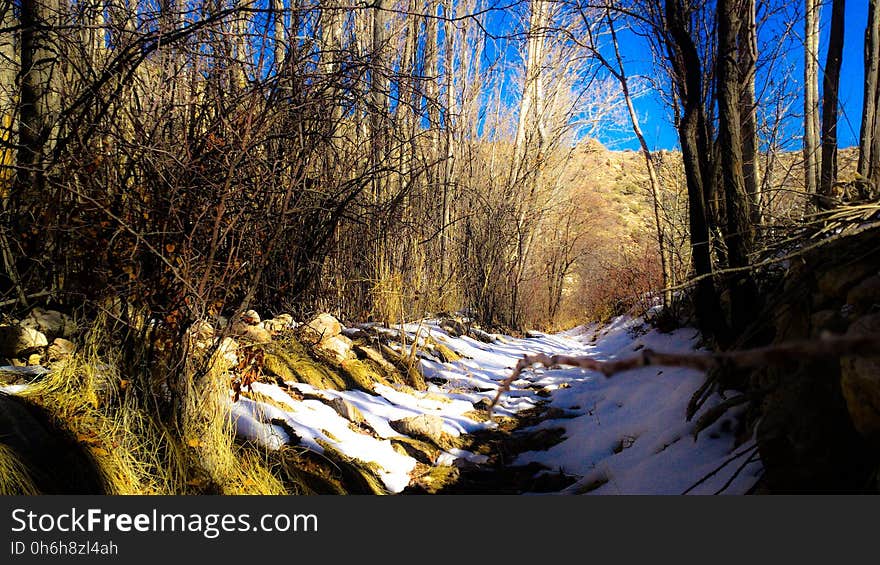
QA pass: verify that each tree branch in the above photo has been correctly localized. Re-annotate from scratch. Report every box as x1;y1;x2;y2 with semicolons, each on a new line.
489;333;880;413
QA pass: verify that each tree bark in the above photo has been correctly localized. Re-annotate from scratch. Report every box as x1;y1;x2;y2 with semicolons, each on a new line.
440;0;456;282
15;0;61;202
606;9;671;308
717;0;759;335
1;0;15;187
272;0;286;73
663;0;726;339
512;0;548;186
717;0;754;266
819;0;845;208
859;0;880;198
738;0;761;225
803;0;821;212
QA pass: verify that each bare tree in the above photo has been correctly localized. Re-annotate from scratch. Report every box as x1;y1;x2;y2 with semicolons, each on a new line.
662;0;726;338
819;0;845;207
717;0;759;334
1;0;15;176
803;0;821;210
859;0;880;198
601;4;672;308
739;0;761;225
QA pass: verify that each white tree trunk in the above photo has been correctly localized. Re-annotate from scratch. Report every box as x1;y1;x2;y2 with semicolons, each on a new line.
803;0;821;208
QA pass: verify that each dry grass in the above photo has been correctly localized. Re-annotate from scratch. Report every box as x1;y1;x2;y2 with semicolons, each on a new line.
18;313;289;495
0;444;41;495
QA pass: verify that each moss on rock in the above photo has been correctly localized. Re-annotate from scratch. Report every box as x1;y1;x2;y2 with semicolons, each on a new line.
339;359;392;393
263;340;346;390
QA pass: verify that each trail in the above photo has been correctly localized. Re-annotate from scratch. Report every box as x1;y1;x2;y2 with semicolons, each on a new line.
233;315;762;494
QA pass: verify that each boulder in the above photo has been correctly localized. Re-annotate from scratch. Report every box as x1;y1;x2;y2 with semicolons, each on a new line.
21;308;76;339
817;263;876;301
242;310;261;325
305;313;343;341
840;313;880;445
846;275;880;310
317;334;354;364
389;414;445;445
0;326;49;358
216;337;240;367
328;397;365;425
47;338;76;362
238;325;272;344
187;320;215;342
263;314;294;333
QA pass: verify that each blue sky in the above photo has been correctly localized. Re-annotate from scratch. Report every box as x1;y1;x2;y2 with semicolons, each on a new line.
601;1;868;151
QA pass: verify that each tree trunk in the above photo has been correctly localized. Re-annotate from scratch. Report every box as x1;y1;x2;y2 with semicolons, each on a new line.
272;0;286;73
803;0;821;212
440;0;456;283
512;0;548;187
370;0;390;297
320;0;343;124
859;0;880;198
717;0;759;335
819;0;845;208
1;0;15;187
717;0;754;267
606;9;671;308
739;0;761;225
15;0;61;203
663;0;726;339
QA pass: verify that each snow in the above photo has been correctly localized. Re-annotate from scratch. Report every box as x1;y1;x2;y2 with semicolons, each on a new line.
1;315;763;495
231;315;762;494
508;317;762;494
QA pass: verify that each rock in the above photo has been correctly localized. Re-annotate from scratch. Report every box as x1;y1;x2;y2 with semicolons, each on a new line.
389;414;445;445
242;310;261;325
317;334;354;363
238;325;272;344
21;308;76;339
216;337;239;366
328;397;365;425
47;338;76;361
470;328;497;343
432;342;460;363
846;275;880;310
229;321;249;336
187;320;215;342
263;315;294;333
817;263;876;300
354;344;397;375
0;326;49;358
438;318;468;337
305;313;343;341
809;309;847;337
840;313;880;445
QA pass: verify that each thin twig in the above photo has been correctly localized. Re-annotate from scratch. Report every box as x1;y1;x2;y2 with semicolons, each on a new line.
713;451;762;495
681;442;759;495
489;333;880;413
0;289;53;309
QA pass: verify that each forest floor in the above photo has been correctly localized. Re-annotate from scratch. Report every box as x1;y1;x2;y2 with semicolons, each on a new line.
231;315;764;494
0;312;765;494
